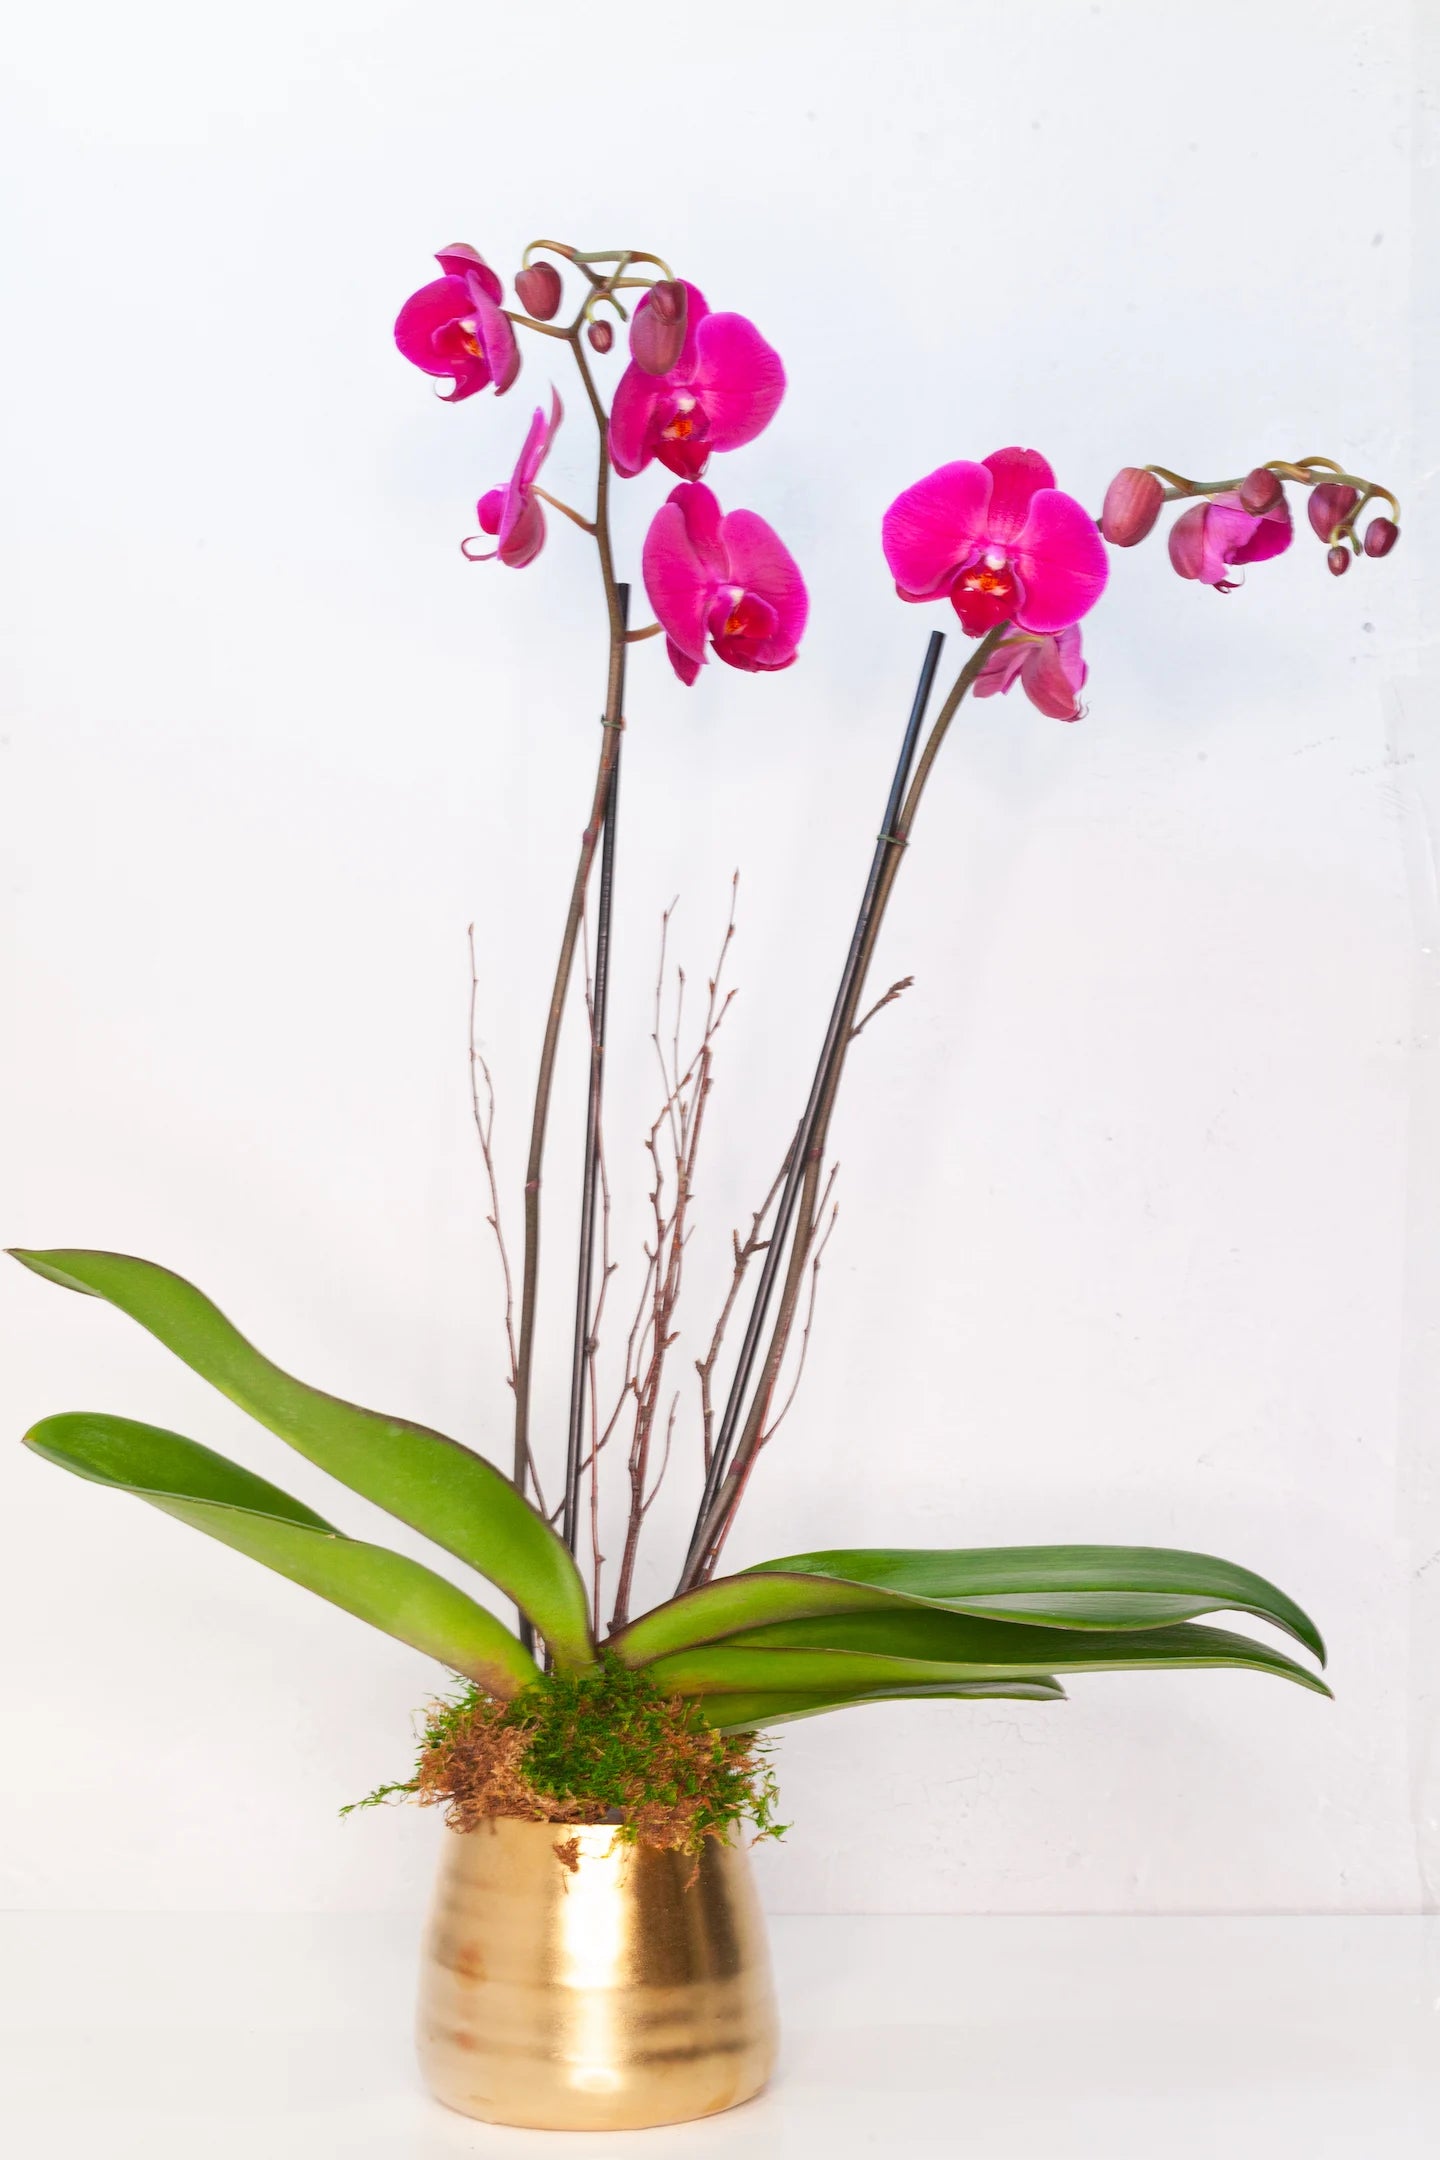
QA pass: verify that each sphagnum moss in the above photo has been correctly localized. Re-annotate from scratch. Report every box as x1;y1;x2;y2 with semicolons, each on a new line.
344;1655;784;1858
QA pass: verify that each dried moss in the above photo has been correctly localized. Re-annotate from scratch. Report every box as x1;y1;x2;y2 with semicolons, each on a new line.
344;1655;785;1858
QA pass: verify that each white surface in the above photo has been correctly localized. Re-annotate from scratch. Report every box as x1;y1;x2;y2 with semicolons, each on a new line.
1;0;1437;1918
0;1913;1436;2156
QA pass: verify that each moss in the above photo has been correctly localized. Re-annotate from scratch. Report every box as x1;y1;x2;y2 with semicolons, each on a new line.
344;1655;785;1858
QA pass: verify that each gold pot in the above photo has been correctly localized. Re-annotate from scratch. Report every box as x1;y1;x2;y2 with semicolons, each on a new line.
416;1816;779;2131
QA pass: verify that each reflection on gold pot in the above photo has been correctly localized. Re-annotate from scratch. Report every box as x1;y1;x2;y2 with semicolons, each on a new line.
417;1816;778;2131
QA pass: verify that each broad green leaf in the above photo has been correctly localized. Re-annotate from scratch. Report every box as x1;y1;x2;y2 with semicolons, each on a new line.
742;1544;1325;1663
9;1250;593;1669
25;1412;541;1696
610;1571;921;1666
703;1678;1067;1733
644;1609;1331;1700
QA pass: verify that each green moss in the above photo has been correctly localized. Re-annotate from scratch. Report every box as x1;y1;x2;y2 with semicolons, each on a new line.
345;1654;785;1855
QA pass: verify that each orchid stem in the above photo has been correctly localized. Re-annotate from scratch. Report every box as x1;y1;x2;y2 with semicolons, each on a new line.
531;487;596;536
562;588;629;1560
511;310;630;1656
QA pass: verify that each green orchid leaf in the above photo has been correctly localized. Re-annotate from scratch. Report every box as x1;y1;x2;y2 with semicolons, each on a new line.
740;1544;1324;1663
703;1677;1067;1733
644;1609;1332;1700
9;1249;593;1669
25;1412;541;1695
610;1571;920;1666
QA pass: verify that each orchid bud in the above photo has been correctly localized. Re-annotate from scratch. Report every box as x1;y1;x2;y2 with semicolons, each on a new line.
1100;467;1164;547
1239;466;1283;514
1363;516;1399;558
1167;502;1209;580
514;263;562;321
1307;482;1359;543
630;280;688;376
1327;545;1350;578
587;320;614;353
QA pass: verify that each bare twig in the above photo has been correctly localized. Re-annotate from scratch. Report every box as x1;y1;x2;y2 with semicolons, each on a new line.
467;926;546;1516
605;884;740;1630
849;976;915;1041
695;1152;790;1472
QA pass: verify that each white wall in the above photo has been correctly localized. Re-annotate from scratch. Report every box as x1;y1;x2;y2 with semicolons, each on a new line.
1;0;1433;1916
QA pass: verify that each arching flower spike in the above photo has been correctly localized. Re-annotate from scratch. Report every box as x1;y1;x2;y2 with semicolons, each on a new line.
463;391;563;569
395;244;520;402
610;283;785;481
642;482;807;686
882;449;1109;637
974;626;1087;722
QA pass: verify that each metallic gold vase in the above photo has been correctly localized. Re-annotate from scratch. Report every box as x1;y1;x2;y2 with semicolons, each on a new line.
416;1816;779;2131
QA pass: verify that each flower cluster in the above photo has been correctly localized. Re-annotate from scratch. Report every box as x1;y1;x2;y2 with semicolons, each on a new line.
1100;459;1400;590
395;242;803;686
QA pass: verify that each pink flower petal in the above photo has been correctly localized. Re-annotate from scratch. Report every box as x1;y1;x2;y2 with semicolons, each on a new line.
434;244;503;305
670;481;728;579
688;312;786;453
1009;489;1109;632
476;488;504;536
470;283;520;394
717;507;808;660
498;495;546;568
515;389;562;493
981;447;1056;546
1020;624;1086;720
972;638;1030;700
1215;489;1292;565
609;365;663;477
882;462;991;601
1168;502;1211;581
642;498;713;664
665;636;703;686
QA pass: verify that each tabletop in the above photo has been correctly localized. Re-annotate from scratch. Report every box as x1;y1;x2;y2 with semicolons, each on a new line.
1;1910;1436;2155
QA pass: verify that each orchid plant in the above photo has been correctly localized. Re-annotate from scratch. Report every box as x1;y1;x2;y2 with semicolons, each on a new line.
13;235;1403;1771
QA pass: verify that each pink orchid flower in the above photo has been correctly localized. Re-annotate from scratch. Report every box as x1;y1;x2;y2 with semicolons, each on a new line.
1167;490;1292;590
974;626;1087;723
462;391;562;570
642;481;807;686
882;448;1109;638
395;244;520;402
610;282;785;482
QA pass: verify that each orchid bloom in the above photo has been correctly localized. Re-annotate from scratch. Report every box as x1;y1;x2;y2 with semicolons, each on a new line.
395;244;520;402
610;282;785;482
1167;490;1292;591
882;449;1109;637
463;391;562;570
974;626;1087;723
642;482;807;686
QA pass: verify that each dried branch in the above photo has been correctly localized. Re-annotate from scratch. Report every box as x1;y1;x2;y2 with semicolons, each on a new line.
849;975;914;1041
468;925;546;1517
605;882;740;1630
695;1151;791;1473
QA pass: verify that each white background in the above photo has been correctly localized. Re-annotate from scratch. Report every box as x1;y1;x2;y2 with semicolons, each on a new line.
1;1;1434;1919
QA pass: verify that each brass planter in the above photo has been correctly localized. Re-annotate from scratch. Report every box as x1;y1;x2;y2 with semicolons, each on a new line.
417;1816;779;2131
